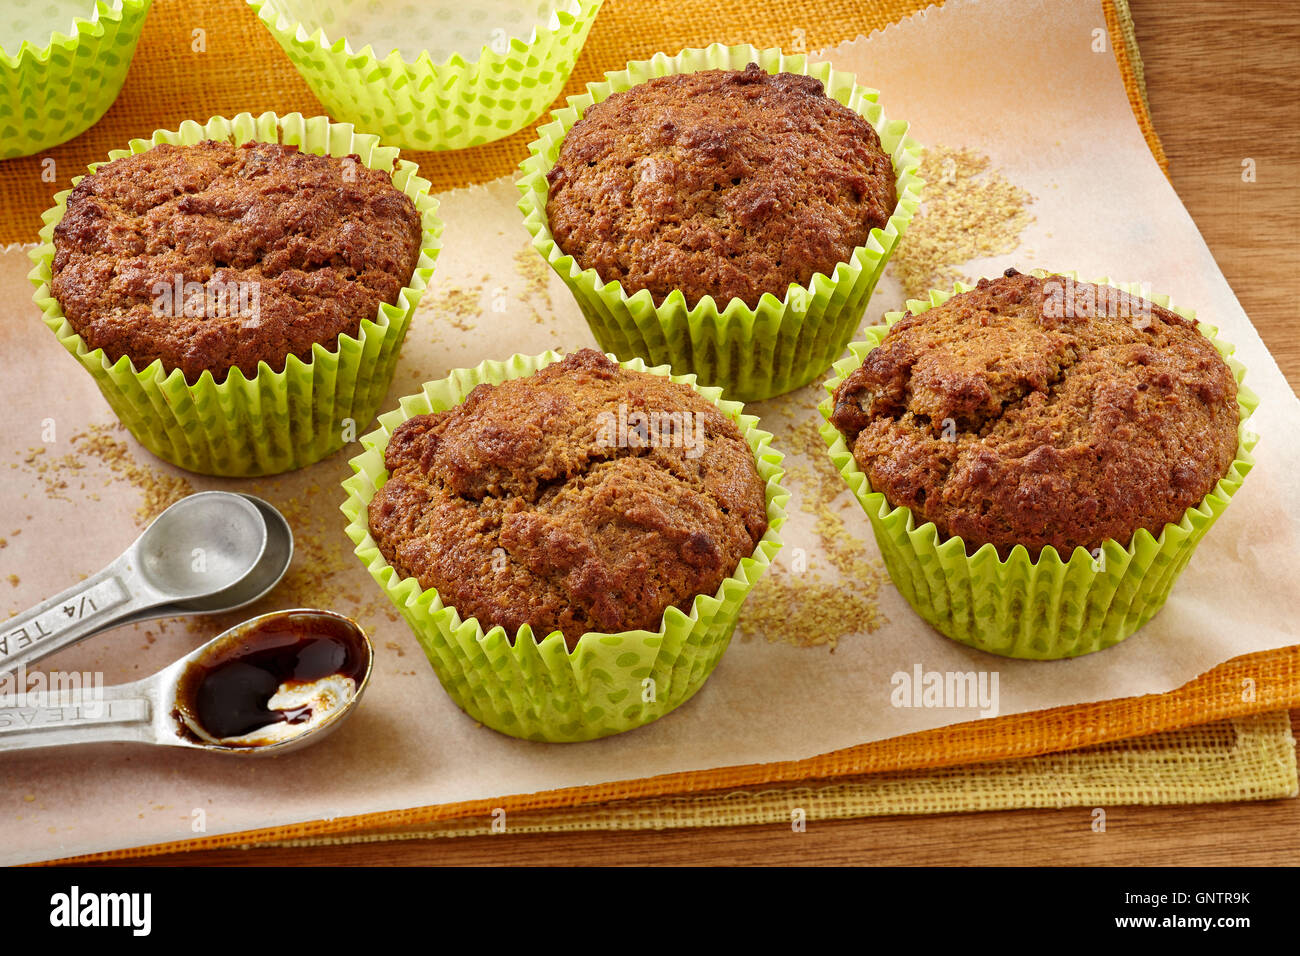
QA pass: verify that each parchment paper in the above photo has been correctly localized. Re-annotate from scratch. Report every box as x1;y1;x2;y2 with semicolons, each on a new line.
1;0;1297;865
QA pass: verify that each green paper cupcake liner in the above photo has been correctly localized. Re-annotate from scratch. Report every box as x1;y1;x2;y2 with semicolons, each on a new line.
818;274;1259;660
0;0;151;159
518;42;924;403
28;110;443;477
341;350;789;742
248;0;603;152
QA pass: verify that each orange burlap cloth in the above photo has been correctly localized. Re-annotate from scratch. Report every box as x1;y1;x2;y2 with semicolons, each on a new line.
55;713;1296;858
14;1;1296;863
0;0;1165;241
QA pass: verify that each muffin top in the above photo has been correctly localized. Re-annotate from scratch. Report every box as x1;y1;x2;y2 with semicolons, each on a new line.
367;349;769;648
829;270;1241;558
51;140;423;384
544;63;898;309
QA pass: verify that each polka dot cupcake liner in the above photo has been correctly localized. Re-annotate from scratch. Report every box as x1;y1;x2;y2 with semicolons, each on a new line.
518;42;924;403
29;111;443;477
818;274;1259;660
247;0;603;152
0;0;151;159
341;350;789;742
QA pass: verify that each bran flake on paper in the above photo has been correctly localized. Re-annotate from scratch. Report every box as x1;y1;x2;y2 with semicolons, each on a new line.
737;388;887;652
889;145;1035;299
513;243;553;325
15;423;194;524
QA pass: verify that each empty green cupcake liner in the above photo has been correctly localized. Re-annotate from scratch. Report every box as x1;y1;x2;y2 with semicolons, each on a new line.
0;0;151;159
818;274;1259;660
248;0;603;152
28;110;443;477
341;350;789;742
518;42;924;403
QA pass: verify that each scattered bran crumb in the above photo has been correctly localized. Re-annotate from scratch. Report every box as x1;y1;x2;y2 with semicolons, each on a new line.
71;424;194;523
436;283;483;333
14;422;193;525
888;144;1035;299
512;242;554;314
736;388;887;651
19;443;83;502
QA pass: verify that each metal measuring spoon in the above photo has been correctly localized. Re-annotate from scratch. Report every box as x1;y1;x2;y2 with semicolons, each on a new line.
0;492;284;675
0;609;373;756
104;494;294;630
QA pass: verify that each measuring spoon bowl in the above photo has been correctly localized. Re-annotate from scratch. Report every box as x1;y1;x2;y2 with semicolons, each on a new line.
1;492;267;675
0;609;372;756
110;495;294;626
134;491;266;599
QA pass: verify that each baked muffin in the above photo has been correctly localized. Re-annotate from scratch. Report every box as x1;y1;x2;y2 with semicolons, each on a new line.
50;140;423;384
830;270;1240;558
544;62;897;309
367;348;769;649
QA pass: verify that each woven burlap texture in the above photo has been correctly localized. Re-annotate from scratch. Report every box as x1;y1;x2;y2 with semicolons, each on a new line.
0;0;1166;241
42;712;1295;860
34;711;1250;856
257;712;1296;843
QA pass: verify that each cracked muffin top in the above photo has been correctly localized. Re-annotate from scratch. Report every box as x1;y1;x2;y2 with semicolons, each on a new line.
367;349;769;648
829;270;1241;558
51;140;423;384
544;63;898;309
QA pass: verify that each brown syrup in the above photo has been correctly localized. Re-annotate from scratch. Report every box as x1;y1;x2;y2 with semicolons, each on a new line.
175;613;367;745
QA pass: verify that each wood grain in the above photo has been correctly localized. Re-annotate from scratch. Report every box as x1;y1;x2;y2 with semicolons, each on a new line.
1132;0;1300;392
81;0;1300;867
84;714;1300;867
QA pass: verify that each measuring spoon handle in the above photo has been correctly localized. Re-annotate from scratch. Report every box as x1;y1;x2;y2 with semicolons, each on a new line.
0;557;158;675
0;684;156;752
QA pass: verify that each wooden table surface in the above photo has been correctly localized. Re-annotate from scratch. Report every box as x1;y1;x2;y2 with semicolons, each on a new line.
88;0;1300;867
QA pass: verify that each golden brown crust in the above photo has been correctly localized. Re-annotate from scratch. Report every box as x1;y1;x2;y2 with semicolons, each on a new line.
51;140;423;384
545;63;897;309
830;271;1241;558
367;349;769;648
